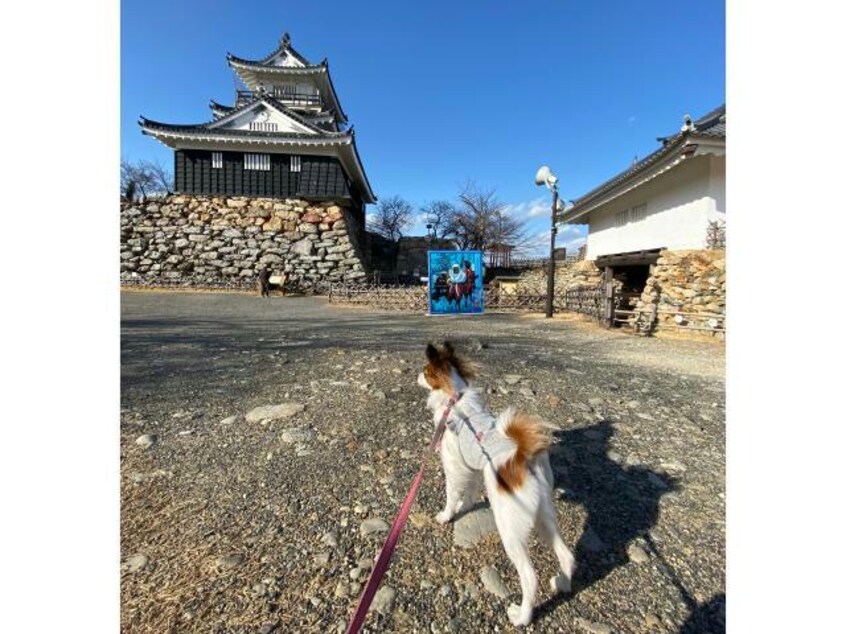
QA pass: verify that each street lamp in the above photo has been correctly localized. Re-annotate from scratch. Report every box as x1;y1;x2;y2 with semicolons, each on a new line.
535;166;562;318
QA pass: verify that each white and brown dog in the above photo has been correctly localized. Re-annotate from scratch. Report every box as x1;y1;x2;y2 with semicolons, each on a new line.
418;342;575;627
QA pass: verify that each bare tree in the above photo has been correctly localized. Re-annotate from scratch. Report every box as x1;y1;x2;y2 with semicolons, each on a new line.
120;158;174;201
140;159;174;194
419;200;456;239
368;195;415;241
442;182;527;252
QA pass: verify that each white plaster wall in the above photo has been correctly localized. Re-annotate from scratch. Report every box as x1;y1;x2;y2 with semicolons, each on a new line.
584;156;725;259
221;106;315;134
708;154;726;222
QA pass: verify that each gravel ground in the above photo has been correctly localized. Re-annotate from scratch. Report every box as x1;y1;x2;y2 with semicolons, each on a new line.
121;291;725;634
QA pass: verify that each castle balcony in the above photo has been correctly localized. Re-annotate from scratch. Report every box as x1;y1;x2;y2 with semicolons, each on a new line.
236;89;322;108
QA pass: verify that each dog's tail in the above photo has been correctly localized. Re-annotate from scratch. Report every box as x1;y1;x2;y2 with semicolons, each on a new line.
494;408;550;493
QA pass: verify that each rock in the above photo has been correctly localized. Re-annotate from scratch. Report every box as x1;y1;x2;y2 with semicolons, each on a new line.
321;531;339;548
245;403;304;423
480;566;509;598
135;434;158;449
575;617;613;634
314;552;331;566
503;374;523;385
123;553;149;572
370;586;396;614
360;518;389;536
215;554;245;569
546;395;562;407
627;544;650;563
257;622;280;634
588;397;603;406
644;613;661;628
334;581;350;598
519;387;536;399
281;427;315;443
454;506;497;548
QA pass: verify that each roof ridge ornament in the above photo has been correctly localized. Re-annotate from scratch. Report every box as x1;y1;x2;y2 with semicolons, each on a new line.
680;113;697;133
280;32;291;49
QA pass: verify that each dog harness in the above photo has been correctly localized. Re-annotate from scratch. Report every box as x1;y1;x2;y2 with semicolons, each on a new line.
447;395;517;471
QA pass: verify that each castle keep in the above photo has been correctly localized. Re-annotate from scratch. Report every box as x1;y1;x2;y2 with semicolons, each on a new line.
122;32;376;288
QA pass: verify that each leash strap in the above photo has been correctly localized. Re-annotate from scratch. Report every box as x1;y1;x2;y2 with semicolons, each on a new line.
344;393;461;634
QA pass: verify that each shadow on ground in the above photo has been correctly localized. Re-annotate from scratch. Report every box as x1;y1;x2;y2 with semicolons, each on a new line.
677;592;726;633
534;420;683;620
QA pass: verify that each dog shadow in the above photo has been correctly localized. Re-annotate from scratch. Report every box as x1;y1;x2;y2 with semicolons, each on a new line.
677;592;725;633
534;419;680;619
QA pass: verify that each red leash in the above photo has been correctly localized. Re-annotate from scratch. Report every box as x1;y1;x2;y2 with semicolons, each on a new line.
344;393;461;634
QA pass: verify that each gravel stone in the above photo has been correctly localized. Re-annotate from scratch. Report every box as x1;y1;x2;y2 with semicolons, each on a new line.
453;506;497;548
215;554;245;569
627;544;650;563
135;434;157;449
281;427;315;443
575;617;613;634
371;585;396;614
360;518;389;536
480;566;509;598
244;403;305;423
123;553;149;572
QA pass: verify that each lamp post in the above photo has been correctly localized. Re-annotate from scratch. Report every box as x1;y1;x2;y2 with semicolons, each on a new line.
535;166;562;318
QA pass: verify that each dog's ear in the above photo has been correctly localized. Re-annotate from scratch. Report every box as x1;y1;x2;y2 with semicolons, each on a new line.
442;341;455;358
425;343;439;363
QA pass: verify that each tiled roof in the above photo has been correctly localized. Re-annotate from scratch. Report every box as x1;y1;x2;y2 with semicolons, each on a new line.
226;53;325;71
141;94;348;138
568;105;726;212
229;32;313;67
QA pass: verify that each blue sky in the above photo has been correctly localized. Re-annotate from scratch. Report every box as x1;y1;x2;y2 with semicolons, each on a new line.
122;0;724;255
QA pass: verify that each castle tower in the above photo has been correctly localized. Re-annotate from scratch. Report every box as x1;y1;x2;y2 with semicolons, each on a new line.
139;32;376;225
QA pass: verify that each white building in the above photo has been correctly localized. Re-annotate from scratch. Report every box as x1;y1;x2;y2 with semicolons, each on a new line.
561;105;725;266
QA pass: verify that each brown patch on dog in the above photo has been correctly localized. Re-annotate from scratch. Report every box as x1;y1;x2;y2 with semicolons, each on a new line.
423;343;455;394
422;341;479;395
496;413;551;493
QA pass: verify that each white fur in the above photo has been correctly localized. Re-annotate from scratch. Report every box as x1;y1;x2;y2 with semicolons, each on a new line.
419;369;575;626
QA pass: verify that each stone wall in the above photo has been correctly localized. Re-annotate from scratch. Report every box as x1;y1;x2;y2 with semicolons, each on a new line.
514;260;603;294
120;195;368;287
633;249;726;329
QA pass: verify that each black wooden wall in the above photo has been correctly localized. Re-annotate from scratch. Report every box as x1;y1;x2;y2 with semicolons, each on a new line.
174;150;355;202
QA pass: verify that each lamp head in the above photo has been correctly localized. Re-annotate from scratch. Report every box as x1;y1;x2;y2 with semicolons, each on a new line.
535;165;559;190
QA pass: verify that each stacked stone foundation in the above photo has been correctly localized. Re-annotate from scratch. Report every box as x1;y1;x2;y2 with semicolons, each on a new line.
120;195;368;288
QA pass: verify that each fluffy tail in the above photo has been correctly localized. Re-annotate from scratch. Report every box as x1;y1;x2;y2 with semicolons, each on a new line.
494;408;551;493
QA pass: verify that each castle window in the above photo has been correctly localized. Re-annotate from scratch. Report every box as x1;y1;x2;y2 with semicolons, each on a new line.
249;121;278;132
614;209;629;228
629;203;647;223
244;153;271;171
290;155;302;172
211;152;223;169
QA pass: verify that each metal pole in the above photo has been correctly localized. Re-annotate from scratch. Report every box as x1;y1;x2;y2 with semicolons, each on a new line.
545;187;558;318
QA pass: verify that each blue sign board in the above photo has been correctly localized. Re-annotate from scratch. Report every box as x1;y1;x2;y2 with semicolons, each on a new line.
428;250;484;314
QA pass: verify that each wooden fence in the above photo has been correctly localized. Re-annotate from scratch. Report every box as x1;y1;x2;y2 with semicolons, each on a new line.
326;282;724;336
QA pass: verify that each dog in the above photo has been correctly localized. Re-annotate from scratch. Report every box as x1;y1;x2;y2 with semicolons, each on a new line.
417;342;575;626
